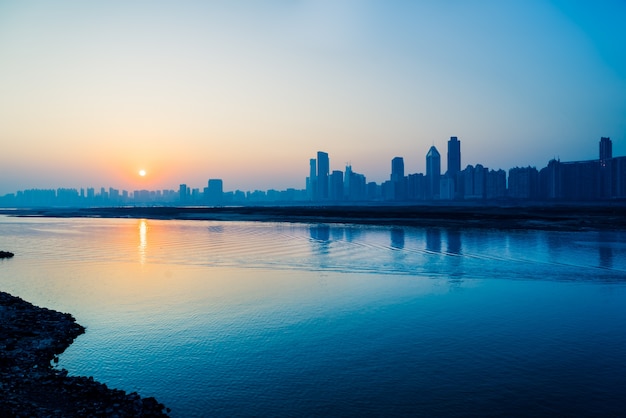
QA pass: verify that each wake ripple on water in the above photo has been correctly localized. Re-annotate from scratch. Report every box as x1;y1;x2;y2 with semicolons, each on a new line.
1;217;625;282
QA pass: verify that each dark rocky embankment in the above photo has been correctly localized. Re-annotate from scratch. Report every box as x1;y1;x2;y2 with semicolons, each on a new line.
0;291;169;417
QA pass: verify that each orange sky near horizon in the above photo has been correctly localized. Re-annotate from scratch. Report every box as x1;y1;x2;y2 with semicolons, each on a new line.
1;1;625;195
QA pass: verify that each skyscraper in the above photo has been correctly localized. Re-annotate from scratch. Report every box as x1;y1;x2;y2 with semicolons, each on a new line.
179;184;188;203
390;156;406;200
317;151;329;200
206;179;223;203
391;157;404;182
447;136;461;176
600;137;612;167
426;146;441;199
308;158;317;200
599;136;613;198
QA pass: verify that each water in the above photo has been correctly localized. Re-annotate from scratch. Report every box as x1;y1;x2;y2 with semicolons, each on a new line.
1;215;625;416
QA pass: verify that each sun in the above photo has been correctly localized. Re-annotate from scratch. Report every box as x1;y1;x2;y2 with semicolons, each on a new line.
139;169;147;177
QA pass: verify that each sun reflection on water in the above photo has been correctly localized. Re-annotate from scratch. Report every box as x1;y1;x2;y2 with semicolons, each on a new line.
138;219;147;264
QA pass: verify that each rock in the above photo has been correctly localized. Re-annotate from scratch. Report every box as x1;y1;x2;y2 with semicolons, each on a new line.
0;291;170;416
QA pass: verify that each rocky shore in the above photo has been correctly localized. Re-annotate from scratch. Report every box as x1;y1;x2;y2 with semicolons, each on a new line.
0;291;170;417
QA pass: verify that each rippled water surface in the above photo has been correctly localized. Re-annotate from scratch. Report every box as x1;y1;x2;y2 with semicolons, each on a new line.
1;216;626;416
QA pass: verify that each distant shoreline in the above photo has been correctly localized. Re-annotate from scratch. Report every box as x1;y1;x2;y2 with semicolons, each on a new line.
2;203;626;231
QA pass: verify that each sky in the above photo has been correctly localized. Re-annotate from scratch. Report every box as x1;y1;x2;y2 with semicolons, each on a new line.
1;0;625;194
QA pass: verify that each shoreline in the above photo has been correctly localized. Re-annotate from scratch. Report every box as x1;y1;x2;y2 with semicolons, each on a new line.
0;291;170;417
2;203;626;231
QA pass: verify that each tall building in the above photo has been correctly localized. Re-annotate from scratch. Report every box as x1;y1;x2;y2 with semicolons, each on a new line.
426;146;441;199
390;157;406;200
447;136;461;176
307;158;317;200
179;184;188;203
391;157;404;182
206;179;223;203
599;137;613;198
317;151;329;200
486;169;507;199
508;166;539;199
329;170;344;201
344;165;367;201
600;137;612;167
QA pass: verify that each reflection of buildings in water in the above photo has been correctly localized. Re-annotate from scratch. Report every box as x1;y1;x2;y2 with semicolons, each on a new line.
310;224;330;242
445;228;464;282
598;231;613;269
331;227;345;241
446;229;462;255
309;224;331;257
344;227;363;243
545;232;565;263
390;228;405;249
138;219;147;264
208;225;224;233
425;228;441;253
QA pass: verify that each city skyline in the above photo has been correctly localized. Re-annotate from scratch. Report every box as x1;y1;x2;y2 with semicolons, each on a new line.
2;135;624;206
1;1;625;195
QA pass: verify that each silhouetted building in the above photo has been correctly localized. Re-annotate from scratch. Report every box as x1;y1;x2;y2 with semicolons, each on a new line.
508;166;539;199
317;151;329;200
600;137;612;167
426;146;441;199
560;160;601;200
407;173;426;200
179;184;188;203
608;156;626;198
390;157;406;200
537;137;623;201
329;170;344;201
307;158;317;200
539;158;603;201
440;177;455;200
109;187;120;203
366;182;380;200
539;159;561;200
344;165;367;201
444;136;462;199
206;179;223;203
486;169;506;199
447;136;461;177
600;137;612;198
462;164;487;199
391;157;404;182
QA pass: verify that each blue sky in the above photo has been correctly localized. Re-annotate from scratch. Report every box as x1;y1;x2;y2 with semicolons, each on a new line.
0;0;624;193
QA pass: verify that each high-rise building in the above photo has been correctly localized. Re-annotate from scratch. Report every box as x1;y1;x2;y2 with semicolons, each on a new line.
600;137;612;167
179;184;188;203
317;151;329;200
390;157;406;200
508;166;539;199
426;146;441;199
329;170;344;201
447;136;461;176
206;179;223;203
391;157;404;182
307;158;317;200
599;137;613;197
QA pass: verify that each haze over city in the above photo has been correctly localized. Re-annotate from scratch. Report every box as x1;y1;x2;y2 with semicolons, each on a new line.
1;0;625;195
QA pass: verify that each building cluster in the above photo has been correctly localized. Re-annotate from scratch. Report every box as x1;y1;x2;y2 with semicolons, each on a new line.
1;137;625;208
306;136;626;202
